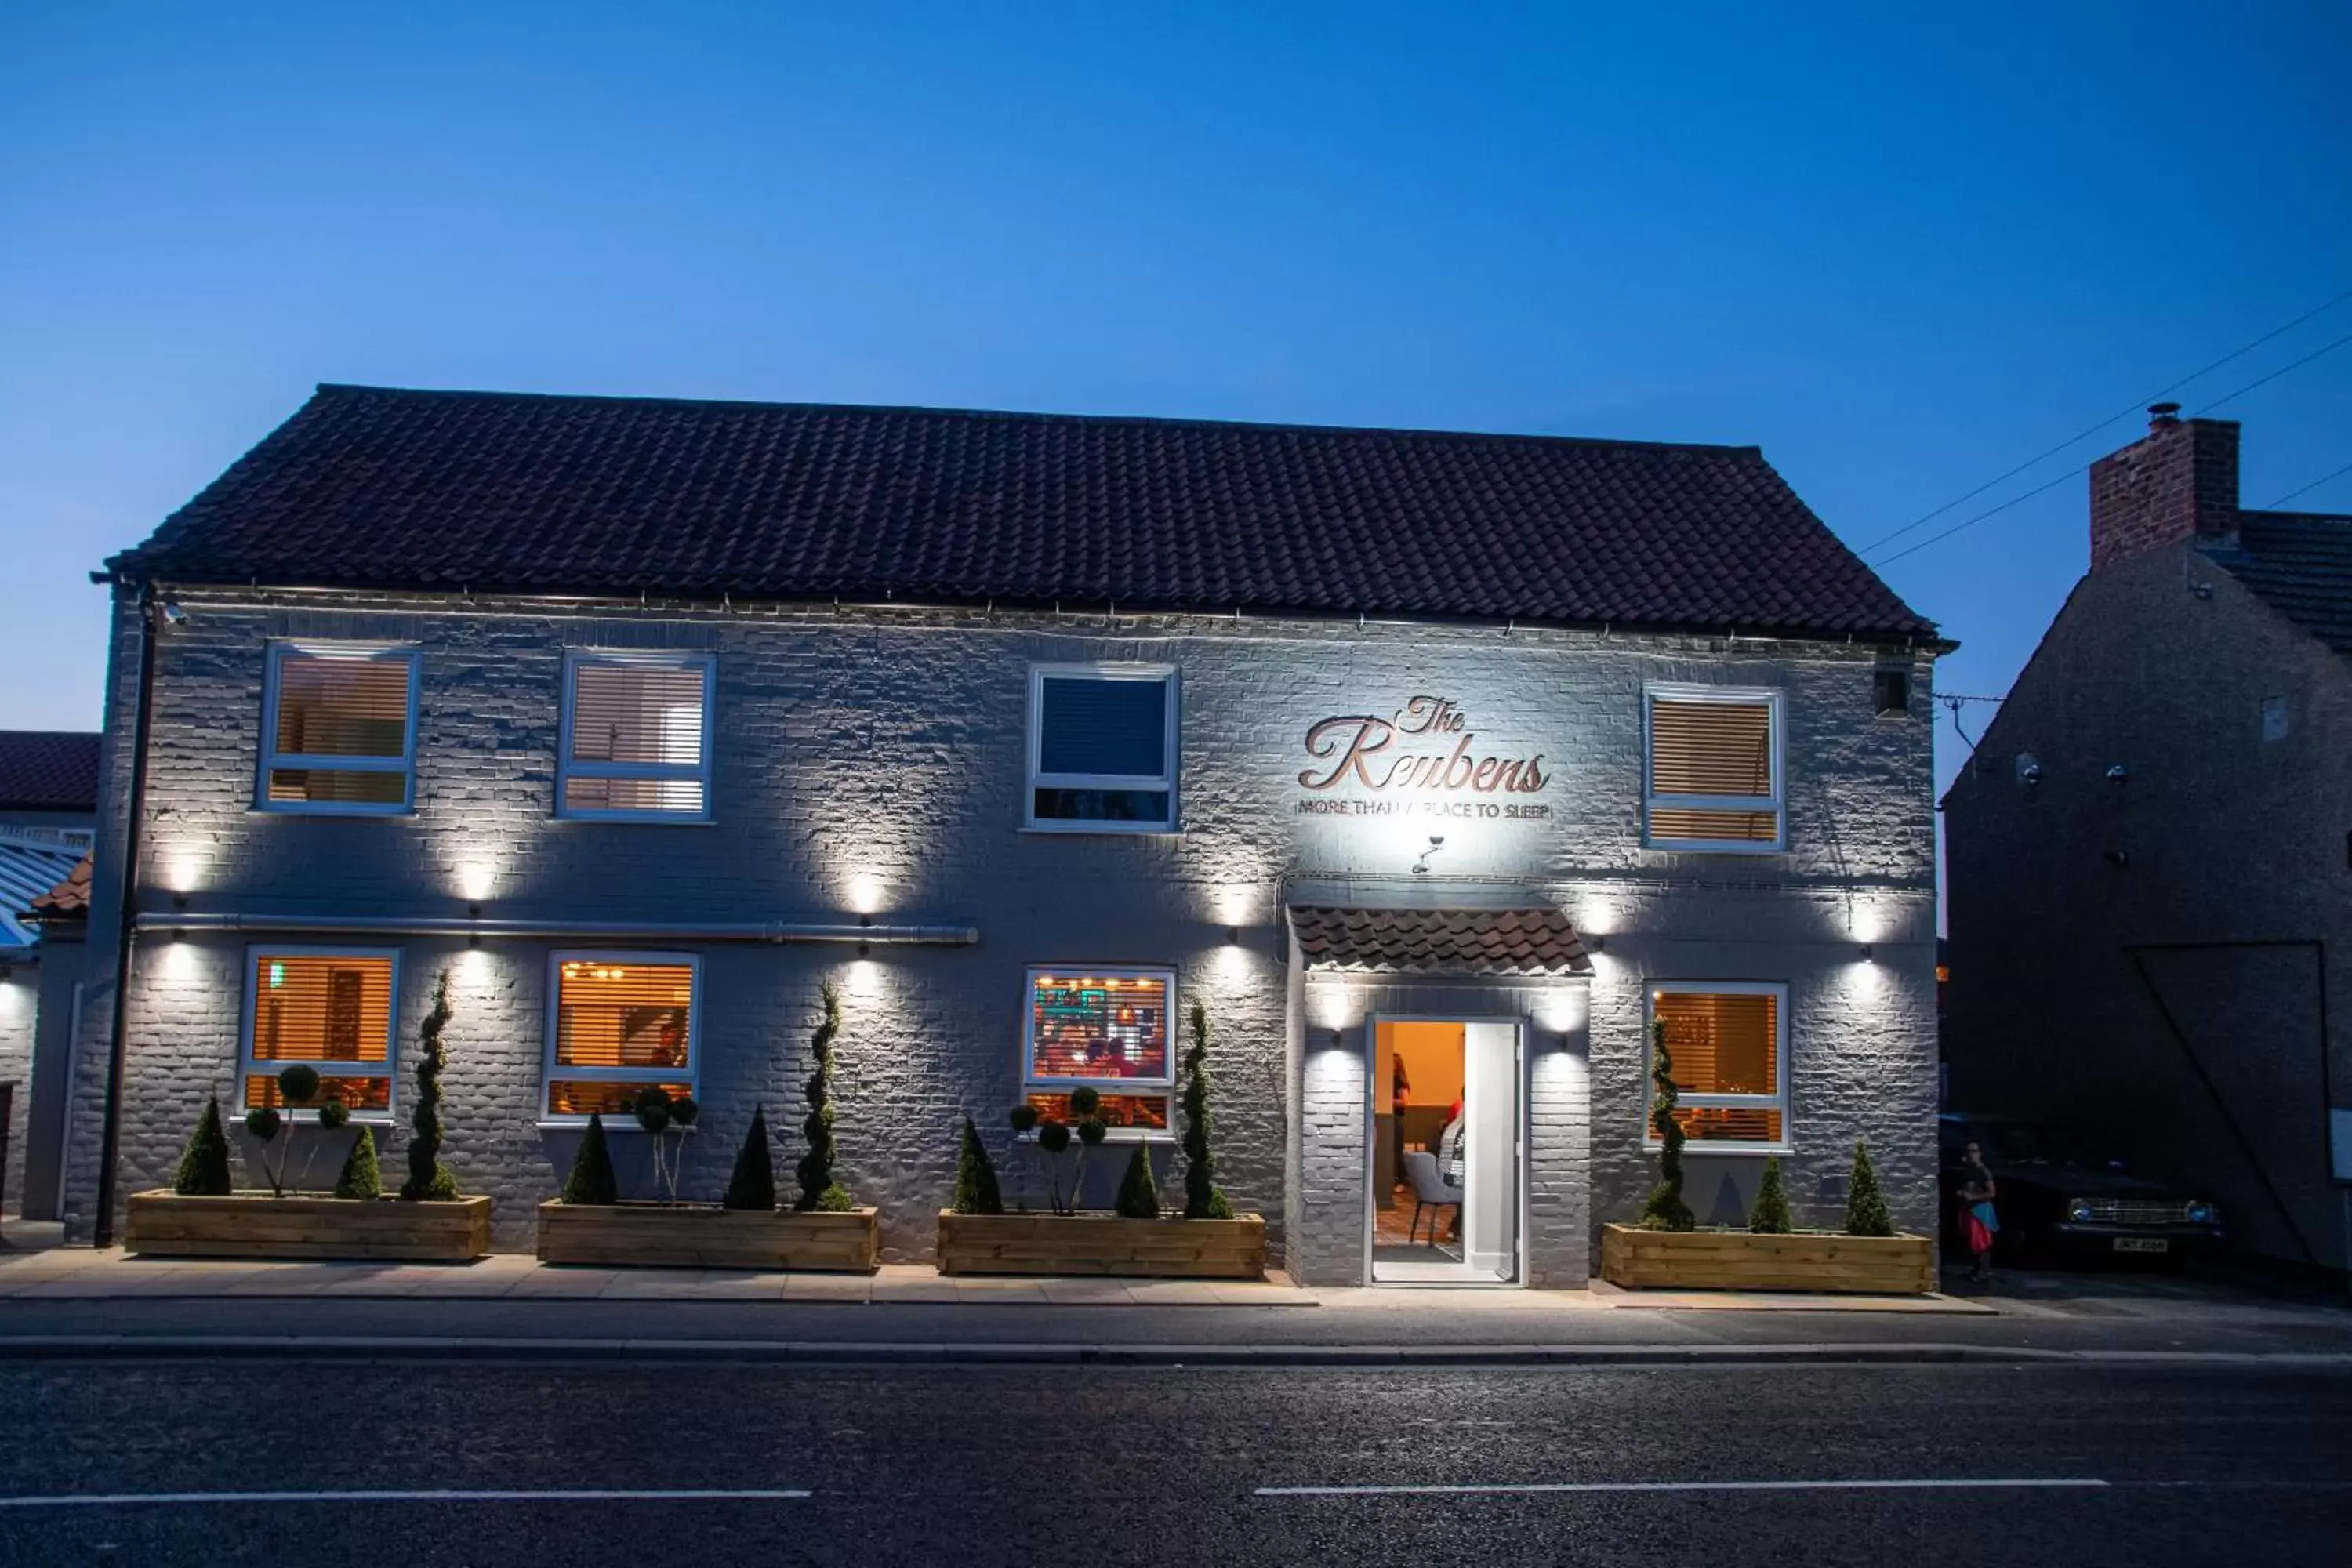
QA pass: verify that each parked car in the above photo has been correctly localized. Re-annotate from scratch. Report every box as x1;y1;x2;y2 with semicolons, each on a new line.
1936;1112;2223;1265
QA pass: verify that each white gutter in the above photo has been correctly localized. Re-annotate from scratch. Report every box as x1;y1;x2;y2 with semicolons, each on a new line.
132;913;978;946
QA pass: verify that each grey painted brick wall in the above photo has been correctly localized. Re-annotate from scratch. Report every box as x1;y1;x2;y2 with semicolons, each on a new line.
60;589;1940;1278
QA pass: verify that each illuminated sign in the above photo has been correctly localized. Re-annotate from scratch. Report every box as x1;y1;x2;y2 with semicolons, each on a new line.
1295;695;1551;819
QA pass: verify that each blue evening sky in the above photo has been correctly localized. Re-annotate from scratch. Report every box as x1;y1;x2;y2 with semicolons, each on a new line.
4;2;2347;817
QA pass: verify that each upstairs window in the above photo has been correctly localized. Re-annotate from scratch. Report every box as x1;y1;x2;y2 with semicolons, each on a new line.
242;950;399;1116
558;652;715;819
1644;685;1784;851
1021;967;1176;1136
543;953;700;1120
1646;983;1788;1149
1025;665;1178;831
259;644;419;813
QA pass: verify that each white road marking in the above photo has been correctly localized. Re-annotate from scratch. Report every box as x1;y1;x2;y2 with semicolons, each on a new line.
1255;1478;2110;1497
0;1488;811;1509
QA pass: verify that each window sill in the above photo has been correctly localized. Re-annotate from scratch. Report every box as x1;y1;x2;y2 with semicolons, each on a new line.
241;1114;398;1128
1019;1128;1176;1145
1646;1142;1793;1157
535;1120;701;1134
1640;841;1789;856
552;812;717;826
1018;823;1183;837
251;805;416;819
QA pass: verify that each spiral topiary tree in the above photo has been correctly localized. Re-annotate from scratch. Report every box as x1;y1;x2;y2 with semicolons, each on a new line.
796;982;854;1212
724;1105;778;1210
561;1112;619;1206
1749;1154;1792;1234
953;1114;1004;1215
1114;1141;1160;1219
174;1096;234;1196
334;1126;382;1200
1846;1139;1894;1237
1180;1000;1232;1220
1638;1017;1695;1232
399;971;458;1201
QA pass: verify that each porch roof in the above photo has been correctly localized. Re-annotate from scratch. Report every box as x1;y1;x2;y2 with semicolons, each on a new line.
1288;903;1592;978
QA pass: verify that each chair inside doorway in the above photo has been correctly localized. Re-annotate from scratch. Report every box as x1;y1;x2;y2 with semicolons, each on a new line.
1373;1018;1469;1278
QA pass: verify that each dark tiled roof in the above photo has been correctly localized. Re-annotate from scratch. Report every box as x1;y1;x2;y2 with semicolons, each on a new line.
27;854;93;921
1290;904;1591;977
107;385;1938;642
2205;510;2352;658
0;731;100;812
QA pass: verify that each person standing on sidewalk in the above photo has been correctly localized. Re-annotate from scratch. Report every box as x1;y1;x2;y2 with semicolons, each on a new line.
1958;1140;1999;1284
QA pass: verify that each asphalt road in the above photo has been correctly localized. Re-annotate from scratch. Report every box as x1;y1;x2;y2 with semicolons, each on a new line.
0;1359;2347;1566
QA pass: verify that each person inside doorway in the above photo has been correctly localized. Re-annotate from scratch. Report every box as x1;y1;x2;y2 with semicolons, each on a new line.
1391;1054;1412;1192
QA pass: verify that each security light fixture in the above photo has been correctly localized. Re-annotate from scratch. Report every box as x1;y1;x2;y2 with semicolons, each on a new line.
1410;835;1446;875
1225;927;1240;946
2105;764;2129;784
1587;934;1606;954
1859;944;1875;963
159;601;188;626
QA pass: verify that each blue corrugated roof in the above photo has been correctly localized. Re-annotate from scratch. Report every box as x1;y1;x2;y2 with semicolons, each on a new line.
0;830;88;952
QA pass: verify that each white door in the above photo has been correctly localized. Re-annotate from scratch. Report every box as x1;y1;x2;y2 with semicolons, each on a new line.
1461;1021;1520;1280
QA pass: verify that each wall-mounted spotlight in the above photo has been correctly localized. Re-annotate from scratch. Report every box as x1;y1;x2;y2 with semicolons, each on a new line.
2103;849;2129;869
857;941;871;958
1586;934;1606;954
2104;764;2129;785
1859;944;1875;963
1225;927;1240;946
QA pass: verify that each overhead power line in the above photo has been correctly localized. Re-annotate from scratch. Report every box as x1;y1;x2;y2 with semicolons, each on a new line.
2266;460;2352;510
1857;285;2352;557
1871;325;2352;569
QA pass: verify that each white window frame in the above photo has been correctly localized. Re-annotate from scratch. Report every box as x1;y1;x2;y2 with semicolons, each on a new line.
1642;682;1786;853
1020;964;1179;1142
1642;980;1791;1155
556;650;718;823
256;641;421;816
238;946;403;1123
1023;663;1180;833
539;949;703;1127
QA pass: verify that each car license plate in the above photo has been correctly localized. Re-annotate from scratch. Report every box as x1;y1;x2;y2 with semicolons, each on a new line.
2114;1237;2169;1254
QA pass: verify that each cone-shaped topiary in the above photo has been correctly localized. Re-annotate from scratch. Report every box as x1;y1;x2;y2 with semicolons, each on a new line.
1846;1139;1894;1236
174;1097;234;1196
334;1127;383;1200
1114;1141;1160;1219
1179;1000;1233;1220
724;1105;778;1210
1749;1155;1793;1234
953;1114;1004;1215
399;971;458;1201
561;1112;620;1206
795;982;849;1212
1638;1017;1695;1232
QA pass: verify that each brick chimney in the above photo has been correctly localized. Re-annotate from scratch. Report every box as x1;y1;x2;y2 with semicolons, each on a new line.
2088;404;2241;570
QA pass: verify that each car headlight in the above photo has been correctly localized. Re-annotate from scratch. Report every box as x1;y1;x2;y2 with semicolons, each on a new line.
2186;1202;2217;1225
2067;1198;2094;1222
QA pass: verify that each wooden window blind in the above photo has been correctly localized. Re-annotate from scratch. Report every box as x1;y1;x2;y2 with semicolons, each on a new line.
242;953;396;1112
1650;986;1786;1146
546;956;699;1118
262;649;416;810
1646;692;1780;847
559;656;712;818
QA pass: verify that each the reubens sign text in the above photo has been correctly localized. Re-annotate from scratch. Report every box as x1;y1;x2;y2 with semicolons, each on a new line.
1295;695;1551;818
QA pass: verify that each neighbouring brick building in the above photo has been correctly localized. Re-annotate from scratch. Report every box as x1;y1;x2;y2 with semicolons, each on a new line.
1946;405;2352;1272
54;385;1944;1283
0;730;100;1218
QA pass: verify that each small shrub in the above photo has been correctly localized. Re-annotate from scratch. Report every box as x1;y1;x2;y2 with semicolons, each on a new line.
245;1107;283;1141
1114;1142;1160;1219
953;1115;1004;1216
1069;1085;1102;1118
173;1097;233;1196
333;1127;382;1200
561;1112;620;1206
1749;1156;1792;1234
633;1086;673;1134
724;1106;778;1211
1846;1140;1895;1237
814;1184;855;1213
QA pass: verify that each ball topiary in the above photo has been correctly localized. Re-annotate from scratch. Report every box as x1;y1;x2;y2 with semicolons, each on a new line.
1036;1120;1072;1154
245;1107;283;1143
277;1064;321;1107
1069;1085;1102;1118
316;1098;350;1132
633;1085;674;1135
1008;1104;1040;1135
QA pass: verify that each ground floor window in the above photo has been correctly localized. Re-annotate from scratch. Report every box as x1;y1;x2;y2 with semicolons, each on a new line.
544;953;700;1120
241;949;398;1115
1022;966;1174;1134
1644;982;1787;1149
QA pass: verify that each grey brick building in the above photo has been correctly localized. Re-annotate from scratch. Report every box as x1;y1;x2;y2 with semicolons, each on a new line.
53;386;1944;1284
0;731;99;1220
1946;406;2352;1272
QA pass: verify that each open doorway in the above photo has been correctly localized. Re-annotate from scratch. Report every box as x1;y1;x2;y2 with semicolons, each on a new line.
1370;1016;1520;1284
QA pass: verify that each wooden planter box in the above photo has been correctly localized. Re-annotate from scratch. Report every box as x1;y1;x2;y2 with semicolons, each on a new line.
536;1201;879;1272
124;1190;492;1261
936;1210;1267;1279
1600;1222;1934;1294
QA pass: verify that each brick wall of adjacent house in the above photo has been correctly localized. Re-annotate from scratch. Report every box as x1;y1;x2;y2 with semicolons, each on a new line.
1946;541;2352;1269
0;965;36;1214
57;590;1940;1278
